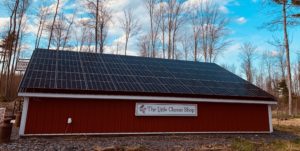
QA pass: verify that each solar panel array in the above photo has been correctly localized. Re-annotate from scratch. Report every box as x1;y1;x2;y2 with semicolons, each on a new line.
19;49;274;99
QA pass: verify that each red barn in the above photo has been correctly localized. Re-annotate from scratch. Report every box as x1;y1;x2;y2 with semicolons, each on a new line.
18;49;276;136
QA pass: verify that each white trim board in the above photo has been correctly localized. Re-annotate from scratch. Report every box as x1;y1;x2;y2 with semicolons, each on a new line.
20;131;272;137
18;92;277;105
268;105;273;133
19;97;29;135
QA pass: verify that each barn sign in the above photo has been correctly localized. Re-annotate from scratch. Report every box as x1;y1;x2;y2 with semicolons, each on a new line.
16;59;30;71
135;103;197;116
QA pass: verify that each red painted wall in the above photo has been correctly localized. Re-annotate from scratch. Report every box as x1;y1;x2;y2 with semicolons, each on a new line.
25;97;270;134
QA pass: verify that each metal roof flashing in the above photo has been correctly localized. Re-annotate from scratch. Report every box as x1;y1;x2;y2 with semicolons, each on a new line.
18;92;277;105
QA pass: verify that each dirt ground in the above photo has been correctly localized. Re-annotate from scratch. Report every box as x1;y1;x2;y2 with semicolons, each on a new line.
0;101;299;150
0;129;298;151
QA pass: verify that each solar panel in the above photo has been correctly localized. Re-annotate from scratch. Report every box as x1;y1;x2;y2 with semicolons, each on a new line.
190;86;214;95
19;49;275;101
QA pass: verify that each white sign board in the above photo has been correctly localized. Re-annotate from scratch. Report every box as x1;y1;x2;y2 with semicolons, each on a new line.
16;59;30;71
135;103;197;116
0;108;6;123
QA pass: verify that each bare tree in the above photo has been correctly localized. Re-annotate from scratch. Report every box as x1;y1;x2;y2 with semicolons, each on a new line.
87;30;94;52
34;1;49;48
221;64;236;74
158;0;166;58
144;0;185;59
197;0;231;63
113;40;121;55
120;8;141;55
263;50;277;93
10;0;29;80
297;54;300;96
75;18;90;52
87;0;111;53
50;13;66;50
263;0;300;116
292;62;299;115
47;0;60;49
0;0;20;97
189;3;201;62
0;0;30;99
268;36;286;79
145;0;161;57
166;0;185;59
281;0;293;115
240;42;257;83
62;11;76;50
255;69;265;89
95;0;99;52
296;55;300;115
138;35;151;57
179;33;191;61
49;12;76;50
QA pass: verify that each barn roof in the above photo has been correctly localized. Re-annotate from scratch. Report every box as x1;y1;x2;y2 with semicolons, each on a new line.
18;48;276;102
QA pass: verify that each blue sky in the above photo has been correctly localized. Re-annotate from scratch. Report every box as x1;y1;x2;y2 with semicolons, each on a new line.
0;0;299;74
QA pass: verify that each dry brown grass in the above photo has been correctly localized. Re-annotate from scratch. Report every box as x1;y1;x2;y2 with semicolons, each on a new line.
273;118;300;127
231;138;300;151
273;116;300;135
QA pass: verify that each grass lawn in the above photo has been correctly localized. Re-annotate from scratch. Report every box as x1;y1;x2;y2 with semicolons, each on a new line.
231;137;300;151
231;117;300;151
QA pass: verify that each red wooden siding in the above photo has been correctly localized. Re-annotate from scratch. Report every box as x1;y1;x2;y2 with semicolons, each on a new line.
25;97;270;134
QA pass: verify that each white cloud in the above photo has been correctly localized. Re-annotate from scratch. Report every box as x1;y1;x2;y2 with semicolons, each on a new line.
2;0;239;58
106;0;235;56
42;0;69;14
183;0;232;14
0;17;10;31
183;0;207;8
103;0;147;56
225;42;242;53
270;50;280;57
236;17;247;24
105;32;140;56
219;6;229;14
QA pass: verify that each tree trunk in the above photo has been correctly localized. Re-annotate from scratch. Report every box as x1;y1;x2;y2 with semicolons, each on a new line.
282;1;293;116
10;4;26;95
95;0;99;53
47;0;60;50
100;23;104;54
35;19;42;48
162;19;165;59
168;24;172;59
172;27;176;59
193;33;197;62
5;0;19;97
37;18;46;48
62;14;74;50
124;35;129;55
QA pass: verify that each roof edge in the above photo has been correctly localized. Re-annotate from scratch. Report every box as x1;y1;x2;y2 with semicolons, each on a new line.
18;92;277;105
